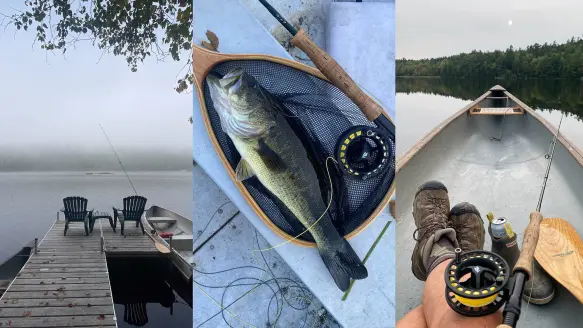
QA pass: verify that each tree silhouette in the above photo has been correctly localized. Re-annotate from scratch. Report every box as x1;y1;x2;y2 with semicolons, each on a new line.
397;37;583;80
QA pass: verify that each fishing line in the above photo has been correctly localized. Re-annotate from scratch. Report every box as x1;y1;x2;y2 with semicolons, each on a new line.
98;124;138;195
491;107;514;142
193;201;234;248
522;113;563;324
193;230;327;328
253;156;336;252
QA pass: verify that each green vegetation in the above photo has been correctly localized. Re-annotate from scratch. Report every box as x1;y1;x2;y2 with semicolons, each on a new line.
1;1;192;92
397;37;583;79
397;77;583;120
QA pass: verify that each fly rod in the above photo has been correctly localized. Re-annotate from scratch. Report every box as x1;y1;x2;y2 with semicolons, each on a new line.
257;0;395;139
498;114;564;328
98;124;138;195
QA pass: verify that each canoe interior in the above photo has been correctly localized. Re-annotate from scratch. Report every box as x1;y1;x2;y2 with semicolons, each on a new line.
396;110;583;325
145;206;193;280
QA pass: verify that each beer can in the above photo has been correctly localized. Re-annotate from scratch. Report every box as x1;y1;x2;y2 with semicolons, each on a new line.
490;217;515;239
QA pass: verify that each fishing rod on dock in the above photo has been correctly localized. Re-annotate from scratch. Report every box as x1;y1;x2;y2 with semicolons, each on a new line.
497;114;564;328
98;124;138;195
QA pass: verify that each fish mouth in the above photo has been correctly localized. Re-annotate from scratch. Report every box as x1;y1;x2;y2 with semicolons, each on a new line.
220;68;245;94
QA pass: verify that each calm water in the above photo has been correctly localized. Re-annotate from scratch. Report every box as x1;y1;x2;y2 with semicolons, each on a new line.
397;78;583;156
108;257;193;328
0;171;191;263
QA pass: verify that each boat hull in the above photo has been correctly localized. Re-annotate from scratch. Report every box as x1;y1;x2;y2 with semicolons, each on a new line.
396;86;583;324
145;206;193;282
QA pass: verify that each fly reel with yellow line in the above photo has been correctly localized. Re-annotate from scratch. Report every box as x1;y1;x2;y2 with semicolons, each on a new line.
445;249;511;317
335;125;392;180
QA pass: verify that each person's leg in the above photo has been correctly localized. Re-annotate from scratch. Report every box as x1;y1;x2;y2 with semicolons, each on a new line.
401;181;500;328
421;261;502;328
397;306;428;328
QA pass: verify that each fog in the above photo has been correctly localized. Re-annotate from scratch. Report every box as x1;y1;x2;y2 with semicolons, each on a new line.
0;146;191;171
0;0;191;171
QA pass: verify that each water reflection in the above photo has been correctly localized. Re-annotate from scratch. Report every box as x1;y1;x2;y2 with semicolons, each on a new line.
107;257;192;328
397;77;583;119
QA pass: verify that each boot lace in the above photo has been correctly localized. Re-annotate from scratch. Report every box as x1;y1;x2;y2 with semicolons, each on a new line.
413;220;452;241
413;196;451;241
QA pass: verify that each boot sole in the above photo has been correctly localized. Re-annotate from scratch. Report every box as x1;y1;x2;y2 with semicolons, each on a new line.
522;290;555;305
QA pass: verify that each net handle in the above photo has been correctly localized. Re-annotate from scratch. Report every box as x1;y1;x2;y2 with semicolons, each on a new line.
290;29;386;122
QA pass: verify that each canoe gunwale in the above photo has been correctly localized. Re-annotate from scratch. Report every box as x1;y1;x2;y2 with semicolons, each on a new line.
193;44;395;248
397;86;583;173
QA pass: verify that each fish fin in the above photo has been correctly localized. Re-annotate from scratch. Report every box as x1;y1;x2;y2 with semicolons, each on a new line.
318;238;368;292
256;139;287;172
235;159;255;181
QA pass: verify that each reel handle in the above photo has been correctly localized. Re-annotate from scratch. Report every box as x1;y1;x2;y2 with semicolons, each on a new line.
290;29;389;123
512;211;543;278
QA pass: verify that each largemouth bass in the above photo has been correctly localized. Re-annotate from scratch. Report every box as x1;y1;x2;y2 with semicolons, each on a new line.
206;68;368;291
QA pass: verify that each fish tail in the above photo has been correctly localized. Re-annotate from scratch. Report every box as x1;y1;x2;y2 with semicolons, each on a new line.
318;238;368;292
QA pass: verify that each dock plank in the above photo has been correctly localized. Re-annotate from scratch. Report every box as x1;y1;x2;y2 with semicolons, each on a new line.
0;217;168;327
0;305;113;317
0;297;111;308
0;315;116;327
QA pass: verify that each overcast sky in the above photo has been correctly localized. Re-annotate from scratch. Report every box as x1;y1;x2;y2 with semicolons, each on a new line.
0;1;191;153
397;0;583;59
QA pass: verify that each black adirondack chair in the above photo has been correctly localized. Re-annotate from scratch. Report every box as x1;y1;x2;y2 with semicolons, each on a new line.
113;196;147;236
61;197;94;236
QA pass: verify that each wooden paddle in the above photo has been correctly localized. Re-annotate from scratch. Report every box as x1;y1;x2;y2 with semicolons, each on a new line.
145;230;171;254
534;217;583;303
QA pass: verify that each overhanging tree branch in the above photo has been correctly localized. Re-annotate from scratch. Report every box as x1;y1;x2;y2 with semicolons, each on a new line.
2;0;193;93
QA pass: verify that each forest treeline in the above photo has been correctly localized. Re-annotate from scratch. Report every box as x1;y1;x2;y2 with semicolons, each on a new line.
397;77;583;120
397;37;583;79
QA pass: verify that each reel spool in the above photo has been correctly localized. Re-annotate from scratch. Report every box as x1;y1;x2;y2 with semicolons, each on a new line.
445;249;511;317
334;125;391;180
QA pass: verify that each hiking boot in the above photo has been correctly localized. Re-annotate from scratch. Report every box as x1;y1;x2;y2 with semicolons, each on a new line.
488;221;555;305
411;180;459;281
449;202;485;252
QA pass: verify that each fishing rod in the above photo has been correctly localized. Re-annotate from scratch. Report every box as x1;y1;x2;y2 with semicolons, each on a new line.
256;0;395;139
98;124;138;195
444;114;566;320
497;114;564;328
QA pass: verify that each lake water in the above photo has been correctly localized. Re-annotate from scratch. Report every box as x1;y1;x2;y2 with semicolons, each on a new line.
0;171;191;270
108;257;193;328
397;78;583;156
0;171;192;326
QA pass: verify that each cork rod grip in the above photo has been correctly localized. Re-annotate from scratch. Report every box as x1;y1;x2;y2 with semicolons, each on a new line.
290;29;384;122
513;211;544;278
497;325;512;328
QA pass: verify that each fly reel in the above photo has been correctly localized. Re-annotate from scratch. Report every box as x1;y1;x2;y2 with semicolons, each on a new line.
445;249;511;317
335;125;391;180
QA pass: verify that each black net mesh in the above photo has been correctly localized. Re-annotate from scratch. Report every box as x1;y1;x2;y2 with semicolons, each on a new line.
202;60;395;242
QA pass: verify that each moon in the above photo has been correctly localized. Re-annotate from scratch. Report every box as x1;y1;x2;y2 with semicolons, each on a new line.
508;20;513;26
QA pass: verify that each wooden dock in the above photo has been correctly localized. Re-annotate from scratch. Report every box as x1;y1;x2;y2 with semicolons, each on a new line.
0;217;165;327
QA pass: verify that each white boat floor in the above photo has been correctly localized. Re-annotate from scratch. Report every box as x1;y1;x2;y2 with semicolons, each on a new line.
396;114;583;326
193;166;341;328
193;1;396;327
